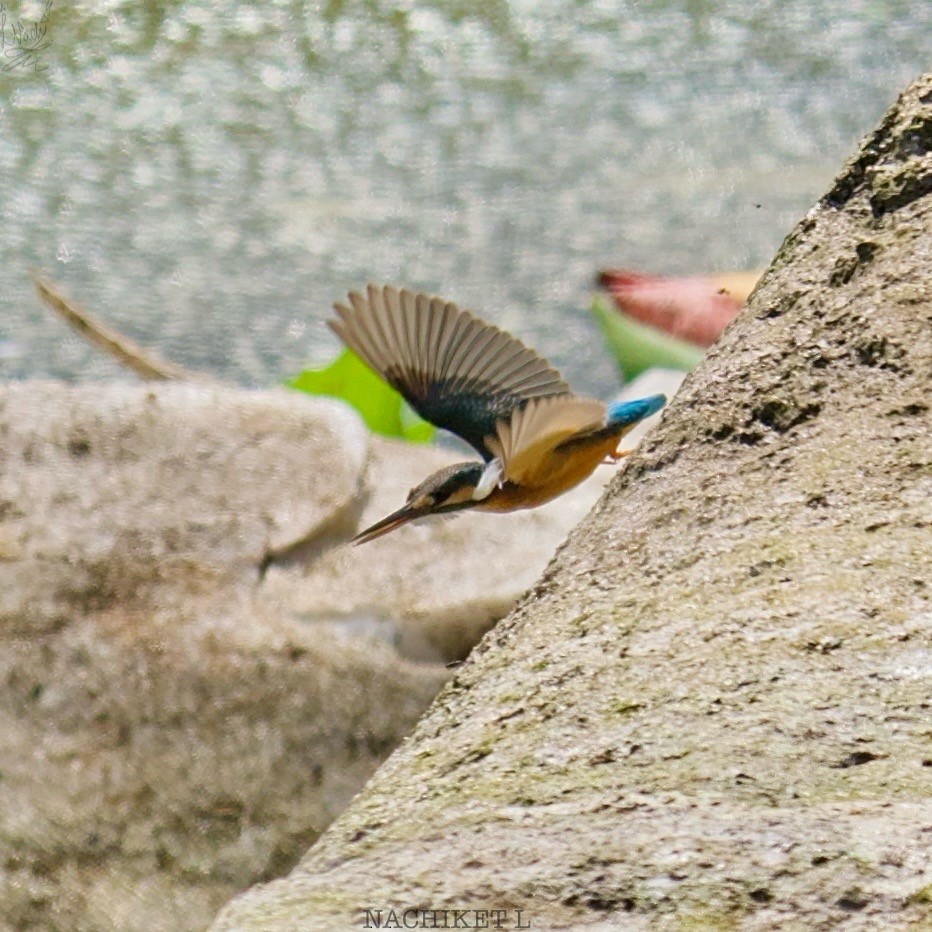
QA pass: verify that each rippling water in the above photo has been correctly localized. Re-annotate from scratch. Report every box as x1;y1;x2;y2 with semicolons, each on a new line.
1;0;928;396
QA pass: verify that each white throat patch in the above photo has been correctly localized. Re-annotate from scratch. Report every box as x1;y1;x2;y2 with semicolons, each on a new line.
472;458;504;501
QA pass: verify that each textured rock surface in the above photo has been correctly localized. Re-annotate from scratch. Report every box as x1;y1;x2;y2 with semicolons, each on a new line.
212;75;932;931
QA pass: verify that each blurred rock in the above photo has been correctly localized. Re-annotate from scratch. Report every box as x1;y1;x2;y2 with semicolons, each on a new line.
0;382;367;634
0;382;444;931
0;591;447;931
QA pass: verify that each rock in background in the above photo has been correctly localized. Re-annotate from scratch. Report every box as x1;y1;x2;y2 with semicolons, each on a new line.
0;383;368;630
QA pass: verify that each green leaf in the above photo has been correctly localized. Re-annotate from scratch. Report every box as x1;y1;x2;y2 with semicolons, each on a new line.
591;295;704;381
286;349;435;443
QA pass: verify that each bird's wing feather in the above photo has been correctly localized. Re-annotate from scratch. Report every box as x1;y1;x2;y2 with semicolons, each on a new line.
329;284;571;459
486;395;606;484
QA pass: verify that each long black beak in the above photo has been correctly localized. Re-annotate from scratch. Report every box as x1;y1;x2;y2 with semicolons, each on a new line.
351;503;431;545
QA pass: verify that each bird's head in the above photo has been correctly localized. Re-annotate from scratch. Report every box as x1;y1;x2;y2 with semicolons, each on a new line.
352;461;489;545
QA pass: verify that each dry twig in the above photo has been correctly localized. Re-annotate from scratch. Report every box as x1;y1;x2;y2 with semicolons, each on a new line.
29;270;202;382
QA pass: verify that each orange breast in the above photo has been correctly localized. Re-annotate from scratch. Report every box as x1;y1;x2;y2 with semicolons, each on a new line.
476;432;620;513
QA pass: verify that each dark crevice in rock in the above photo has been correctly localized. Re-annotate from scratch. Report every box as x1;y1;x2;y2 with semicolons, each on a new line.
869;165;932;216
748;399;821;434
832;750;885;768
822;105;902;209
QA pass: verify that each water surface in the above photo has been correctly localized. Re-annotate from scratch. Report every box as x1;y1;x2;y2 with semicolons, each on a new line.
1;0;928;396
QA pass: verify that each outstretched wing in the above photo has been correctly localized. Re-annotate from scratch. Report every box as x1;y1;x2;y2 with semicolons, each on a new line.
485;395;606;485
329;284;571;459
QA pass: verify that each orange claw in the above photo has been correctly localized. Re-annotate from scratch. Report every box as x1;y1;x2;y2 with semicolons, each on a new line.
598;268;762;348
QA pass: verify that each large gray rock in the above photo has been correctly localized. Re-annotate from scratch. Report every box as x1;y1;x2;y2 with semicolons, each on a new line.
211;75;932;931
0;592;448;931
0;383;447;931
0;382;367;633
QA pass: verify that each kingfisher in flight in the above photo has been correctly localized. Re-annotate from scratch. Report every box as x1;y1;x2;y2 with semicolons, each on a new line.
330;285;667;544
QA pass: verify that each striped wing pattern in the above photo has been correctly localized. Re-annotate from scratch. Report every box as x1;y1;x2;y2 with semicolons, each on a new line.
329;284;571;458
486;395;606;485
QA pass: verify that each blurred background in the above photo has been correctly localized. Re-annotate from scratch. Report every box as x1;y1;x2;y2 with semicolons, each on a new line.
1;0;929;398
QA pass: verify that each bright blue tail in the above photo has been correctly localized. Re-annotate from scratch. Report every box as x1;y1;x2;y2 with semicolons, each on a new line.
606;393;666;427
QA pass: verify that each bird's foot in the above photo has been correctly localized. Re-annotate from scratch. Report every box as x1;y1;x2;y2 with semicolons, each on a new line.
602;449;631;464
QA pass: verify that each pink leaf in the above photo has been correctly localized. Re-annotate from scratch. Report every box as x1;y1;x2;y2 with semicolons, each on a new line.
598;268;761;348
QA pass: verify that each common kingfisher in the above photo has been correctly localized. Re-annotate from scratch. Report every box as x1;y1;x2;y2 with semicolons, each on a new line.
330;285;667;544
